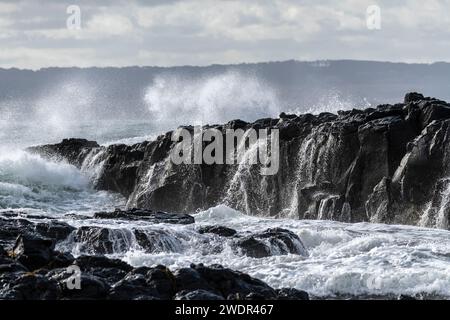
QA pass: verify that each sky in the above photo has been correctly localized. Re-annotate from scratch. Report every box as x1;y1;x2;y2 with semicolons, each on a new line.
0;0;449;69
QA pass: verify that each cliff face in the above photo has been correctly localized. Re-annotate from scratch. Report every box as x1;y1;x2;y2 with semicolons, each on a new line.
28;93;450;229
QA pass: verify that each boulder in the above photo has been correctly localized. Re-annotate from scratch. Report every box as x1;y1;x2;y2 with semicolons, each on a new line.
11;235;55;271
233;228;308;258
198;225;237;237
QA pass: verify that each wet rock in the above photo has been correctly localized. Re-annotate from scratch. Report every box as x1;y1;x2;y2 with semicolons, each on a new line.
27;138;99;167
0;216;74;249
0;272;61;300
174;289;224;300
134;229;183;253
74;255;132;285
35;221;75;241
72;226;132;255
25;93;450;229
173;267;217;294
94;208;195;225
198;225;237;237
60;273;109;300
276;288;310;300
191;264;277;299
234;228;308;258
11;235;55;271
109;266;175;300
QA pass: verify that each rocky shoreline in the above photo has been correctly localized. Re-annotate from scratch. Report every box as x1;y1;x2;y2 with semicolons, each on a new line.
2;92;449;300
28;92;450;230
0;209;312;300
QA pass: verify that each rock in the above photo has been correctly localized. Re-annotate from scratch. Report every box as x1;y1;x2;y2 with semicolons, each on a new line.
404;92;425;103
174;289;224;300
233;228;308;258
61;274;109;300
26;93;450;229
191;264;277;299
0;215;74;248
109;266;175;300
134;229;183;253
11;235;55;271
72;226;132;255
173;268;217;293
94;208;195;225
233;237;270;258
34;221;75;241
0;272;60;300
198;225;237;237
276;288;309;300
27;138;99;167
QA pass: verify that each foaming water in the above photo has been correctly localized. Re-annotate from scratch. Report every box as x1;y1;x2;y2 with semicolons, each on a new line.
0;149;125;215
54;205;450;299
144;71;281;127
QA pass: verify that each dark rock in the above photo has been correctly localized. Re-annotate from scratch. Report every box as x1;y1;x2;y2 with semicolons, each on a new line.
234;237;270;258
72;226;132;255
0;272;60;300
34;221;75;241
234;228;308;258
276;288;310;300
134;229;182;253
109;266;175;300
26;93;450;229
198;225;237;237
11;235;55;271
73;255;132;285
173;268;217;293
94;208;195;225
192;264;277;299
174;289;224;300
74;255;133;273
61;274;109;299
27;138;99;167
404;92;425;104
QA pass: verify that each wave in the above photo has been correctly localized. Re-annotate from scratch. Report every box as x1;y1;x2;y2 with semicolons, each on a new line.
0;149;125;214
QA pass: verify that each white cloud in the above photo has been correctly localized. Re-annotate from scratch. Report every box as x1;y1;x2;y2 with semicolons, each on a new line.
0;0;450;69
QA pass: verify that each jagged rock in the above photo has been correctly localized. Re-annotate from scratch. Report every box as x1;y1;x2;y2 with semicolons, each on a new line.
94;208;195;224
27;93;450;229
27;138;99;166
233;228;308;258
198;225;237;237
404;92;425;103
11;235;55;271
0;216;74;248
34;221;75;241
366;177;393;223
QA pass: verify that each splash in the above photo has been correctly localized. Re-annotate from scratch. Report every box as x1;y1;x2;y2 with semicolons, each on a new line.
144;71;281;128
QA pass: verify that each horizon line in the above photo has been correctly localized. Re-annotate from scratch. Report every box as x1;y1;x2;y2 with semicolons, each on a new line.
1;58;450;72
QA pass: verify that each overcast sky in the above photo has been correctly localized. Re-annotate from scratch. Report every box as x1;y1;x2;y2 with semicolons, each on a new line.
0;0;449;69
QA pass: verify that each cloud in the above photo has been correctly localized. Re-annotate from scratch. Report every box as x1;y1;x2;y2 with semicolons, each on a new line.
0;0;449;69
